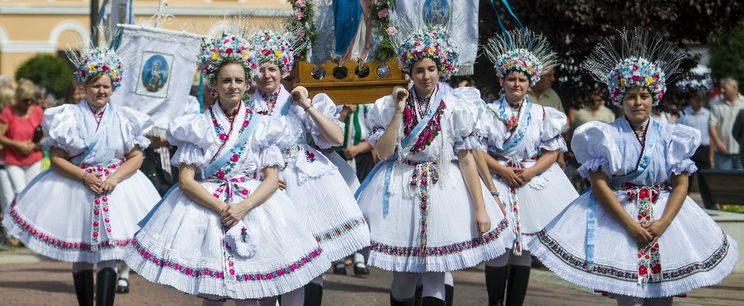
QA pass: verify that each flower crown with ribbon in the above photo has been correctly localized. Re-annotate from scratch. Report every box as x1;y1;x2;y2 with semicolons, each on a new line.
198;33;257;83
248;30;296;77
484;29;556;87
396;26;459;77
583;28;685;106
70;47;124;89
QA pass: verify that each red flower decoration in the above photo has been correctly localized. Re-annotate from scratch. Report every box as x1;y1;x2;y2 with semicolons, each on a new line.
639;265;648;276
639;188;650;200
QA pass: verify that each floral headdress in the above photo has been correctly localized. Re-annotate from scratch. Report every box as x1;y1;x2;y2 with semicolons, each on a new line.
68;47;124;89
484;29;556;87
248;30;297;78
198;32;257;83
395;26;459;77
582;28;685;106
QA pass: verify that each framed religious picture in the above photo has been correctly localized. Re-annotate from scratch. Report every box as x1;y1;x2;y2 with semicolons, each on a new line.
135;51;174;98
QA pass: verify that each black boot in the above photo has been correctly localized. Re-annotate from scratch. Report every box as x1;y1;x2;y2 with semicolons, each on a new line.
444;284;454;306
413;285;423;306
485;265;508;306
72;270;94;306
390;293;415;306
505;266;530;306
96;268;117;306
421;296;445;306
303;282;323;306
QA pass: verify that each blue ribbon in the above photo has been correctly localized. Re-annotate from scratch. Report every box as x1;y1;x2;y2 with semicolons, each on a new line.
79;101;114;163
489;0;525;48
138;183;179;227
354;88;445;217
279;95;293;116
198;75;204;114
204;113;262;179
583;120;660;265
488;98;532;154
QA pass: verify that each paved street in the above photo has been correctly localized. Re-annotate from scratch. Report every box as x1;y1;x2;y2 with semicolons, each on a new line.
0;249;742;305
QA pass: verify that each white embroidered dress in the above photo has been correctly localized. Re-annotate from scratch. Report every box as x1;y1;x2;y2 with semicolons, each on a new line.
248;86;370;261
479;98;578;253
2;101;161;263
528;117;739;297
124;102;330;300
356;87;514;272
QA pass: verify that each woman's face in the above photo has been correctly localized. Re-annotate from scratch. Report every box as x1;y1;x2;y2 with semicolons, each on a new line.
214;62;247;108
503;71;530;103
255;62;282;94
622;86;654;125
410;58;439;97
85;75;113;109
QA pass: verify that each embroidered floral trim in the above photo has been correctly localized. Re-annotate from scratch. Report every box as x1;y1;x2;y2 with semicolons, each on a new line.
257;90;280;115
403;100;446;155
635;184;662;283
371;218;509;257
8;208;131;251
535;230;732;282
314;217;367;243
131;239;324;282
208;106;255;179
79;161;124;250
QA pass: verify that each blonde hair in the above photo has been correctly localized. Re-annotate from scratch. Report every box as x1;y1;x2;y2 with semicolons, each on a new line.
15;79;36;102
0;87;13;109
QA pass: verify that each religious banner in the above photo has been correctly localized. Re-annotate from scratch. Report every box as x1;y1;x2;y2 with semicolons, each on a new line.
394;0;478;75
111;25;202;129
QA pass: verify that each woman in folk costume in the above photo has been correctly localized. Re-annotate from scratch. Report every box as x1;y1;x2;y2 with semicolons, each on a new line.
1;46;161;306
246;30;370;304
478;29;578;306
355;26;513;306
123;33;329;306
528;29;739;306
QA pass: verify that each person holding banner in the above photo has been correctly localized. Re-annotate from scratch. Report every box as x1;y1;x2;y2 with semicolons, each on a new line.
247;29;370;306
528;29;739;305
355;26;513;306
1;46;161;306
123;33;330;305
477;29;578;306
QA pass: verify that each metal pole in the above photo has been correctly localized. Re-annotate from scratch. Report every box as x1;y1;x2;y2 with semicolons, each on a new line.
91;0;99;47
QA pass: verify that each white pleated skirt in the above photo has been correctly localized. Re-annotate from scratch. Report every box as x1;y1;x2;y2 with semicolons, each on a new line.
2;169;160;263
529;190;739;298
282;146;370;262
357;160;514;272
492;162;578;252
125;179;331;300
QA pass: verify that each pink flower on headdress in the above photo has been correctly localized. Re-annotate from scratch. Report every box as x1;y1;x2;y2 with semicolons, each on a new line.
378;9;390;18
294;11;305;20
386;26;398;36
261;49;271;56
102;66;109;72
226;48;233;54
295;0;306;7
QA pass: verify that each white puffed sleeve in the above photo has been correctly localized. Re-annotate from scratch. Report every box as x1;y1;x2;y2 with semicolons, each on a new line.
666;124;701;176
539;106;568;152
365;95;396;147
40;104;86;152
478;104;508;152
117;106;154;152
251;116;294;170
572;121;619;179
292;93;345;149
167;113;216;168
448;88;482;152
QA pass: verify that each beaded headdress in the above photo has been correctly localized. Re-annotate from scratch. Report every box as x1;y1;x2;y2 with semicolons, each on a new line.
248;30;297;78
483;29;557;87
68;47;124;89
582;28;685;106
198;32;258;83
394;26;459;77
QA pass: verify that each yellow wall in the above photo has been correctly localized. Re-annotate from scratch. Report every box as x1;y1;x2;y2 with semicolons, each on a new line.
0;0;292;77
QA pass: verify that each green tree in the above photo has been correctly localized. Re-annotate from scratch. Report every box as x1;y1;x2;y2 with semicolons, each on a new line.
15;54;73;100
710;26;744;91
